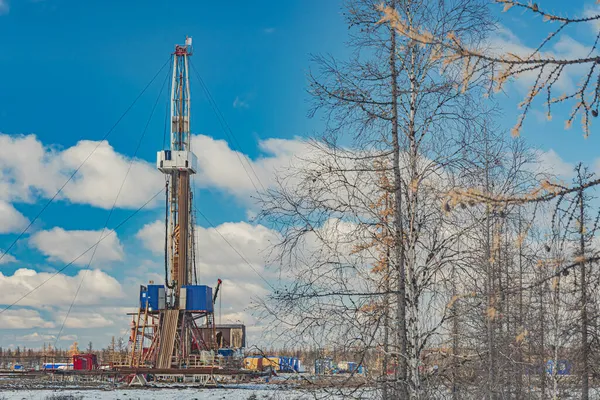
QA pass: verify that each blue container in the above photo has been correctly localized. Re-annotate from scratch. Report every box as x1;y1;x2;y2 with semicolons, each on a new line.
278;356;300;372
546;360;572;376
218;348;234;357
140;284;164;311
182;285;213;312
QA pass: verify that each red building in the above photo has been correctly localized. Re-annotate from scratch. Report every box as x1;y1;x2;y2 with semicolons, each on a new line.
72;354;98;371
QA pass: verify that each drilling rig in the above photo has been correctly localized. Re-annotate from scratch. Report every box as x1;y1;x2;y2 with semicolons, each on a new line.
125;37;217;369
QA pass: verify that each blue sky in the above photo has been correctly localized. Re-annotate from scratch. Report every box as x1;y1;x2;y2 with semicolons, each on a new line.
0;0;598;349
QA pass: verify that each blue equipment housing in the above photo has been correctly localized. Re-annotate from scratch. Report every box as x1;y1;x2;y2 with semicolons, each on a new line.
218;348;235;357
279;356;300;372
140;284;164;311
182;285;213;312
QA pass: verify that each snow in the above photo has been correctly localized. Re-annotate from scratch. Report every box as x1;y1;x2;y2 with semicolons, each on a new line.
0;387;314;400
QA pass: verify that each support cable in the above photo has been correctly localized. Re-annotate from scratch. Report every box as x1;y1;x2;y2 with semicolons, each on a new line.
0;57;171;265
54;66;172;346
193;204;275;291
0;187;165;315
189;61;267;196
165;181;174;289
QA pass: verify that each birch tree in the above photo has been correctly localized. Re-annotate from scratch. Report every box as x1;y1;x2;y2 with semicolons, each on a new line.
260;0;491;398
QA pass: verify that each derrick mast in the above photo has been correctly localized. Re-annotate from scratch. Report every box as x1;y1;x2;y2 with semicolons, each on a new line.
123;37;232;371
157;37;198;308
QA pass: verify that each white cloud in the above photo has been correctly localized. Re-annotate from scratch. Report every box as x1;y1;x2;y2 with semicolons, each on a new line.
0;252;16;265
0;134;163;209
136;222;164;256
59;140;162;208
53;311;114;329
592;159;600;177
583;5;600;32
29;227;124;266
0;309;54;329
58;334;78;342
233;96;250;109
0;0;8;15
0;201;28;234
191;134;310;200
0;268;123;307
18;332;56;342
533;149;575;180
485;26;592;93
138;220;278;279
0;133;307;212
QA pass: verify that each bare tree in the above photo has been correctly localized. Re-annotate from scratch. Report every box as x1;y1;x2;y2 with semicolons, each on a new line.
380;0;600;137
260;1;492;399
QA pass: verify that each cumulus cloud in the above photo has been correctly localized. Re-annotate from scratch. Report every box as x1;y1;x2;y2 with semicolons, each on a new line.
53;311;115;329
0;268;123;307
533;149;575;180
583;5;600;32
0;201;28;234
59;140;162;208
29;227;124;266
485;26;591;94
0;134;163;209
137;220;277;279
0;133;308;212
191;134;310;200
0;309;54;329
0;252;16;265
18;332;57;342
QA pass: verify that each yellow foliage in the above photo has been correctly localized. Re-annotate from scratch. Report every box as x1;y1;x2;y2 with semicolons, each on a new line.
565;119;573;130
510;124;521;138
447;295;460;309
516;329;528;343
574;255;586;264
69;341;79;356
500;1;514;12
360;302;381;313
377;4;435;45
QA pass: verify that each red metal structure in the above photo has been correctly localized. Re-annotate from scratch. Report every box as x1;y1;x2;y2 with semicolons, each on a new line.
73;354;98;371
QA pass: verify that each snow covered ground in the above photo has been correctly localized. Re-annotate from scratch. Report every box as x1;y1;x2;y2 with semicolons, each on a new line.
0;386;315;400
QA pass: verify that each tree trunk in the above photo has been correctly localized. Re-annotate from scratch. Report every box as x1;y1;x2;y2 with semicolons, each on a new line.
579;186;589;400
484;129;496;400
389;11;408;398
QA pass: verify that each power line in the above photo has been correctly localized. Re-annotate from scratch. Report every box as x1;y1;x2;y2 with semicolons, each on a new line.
54;65;172;346
0;187;164;315
194;204;275;291
189;61;268;196
0;57;171;265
